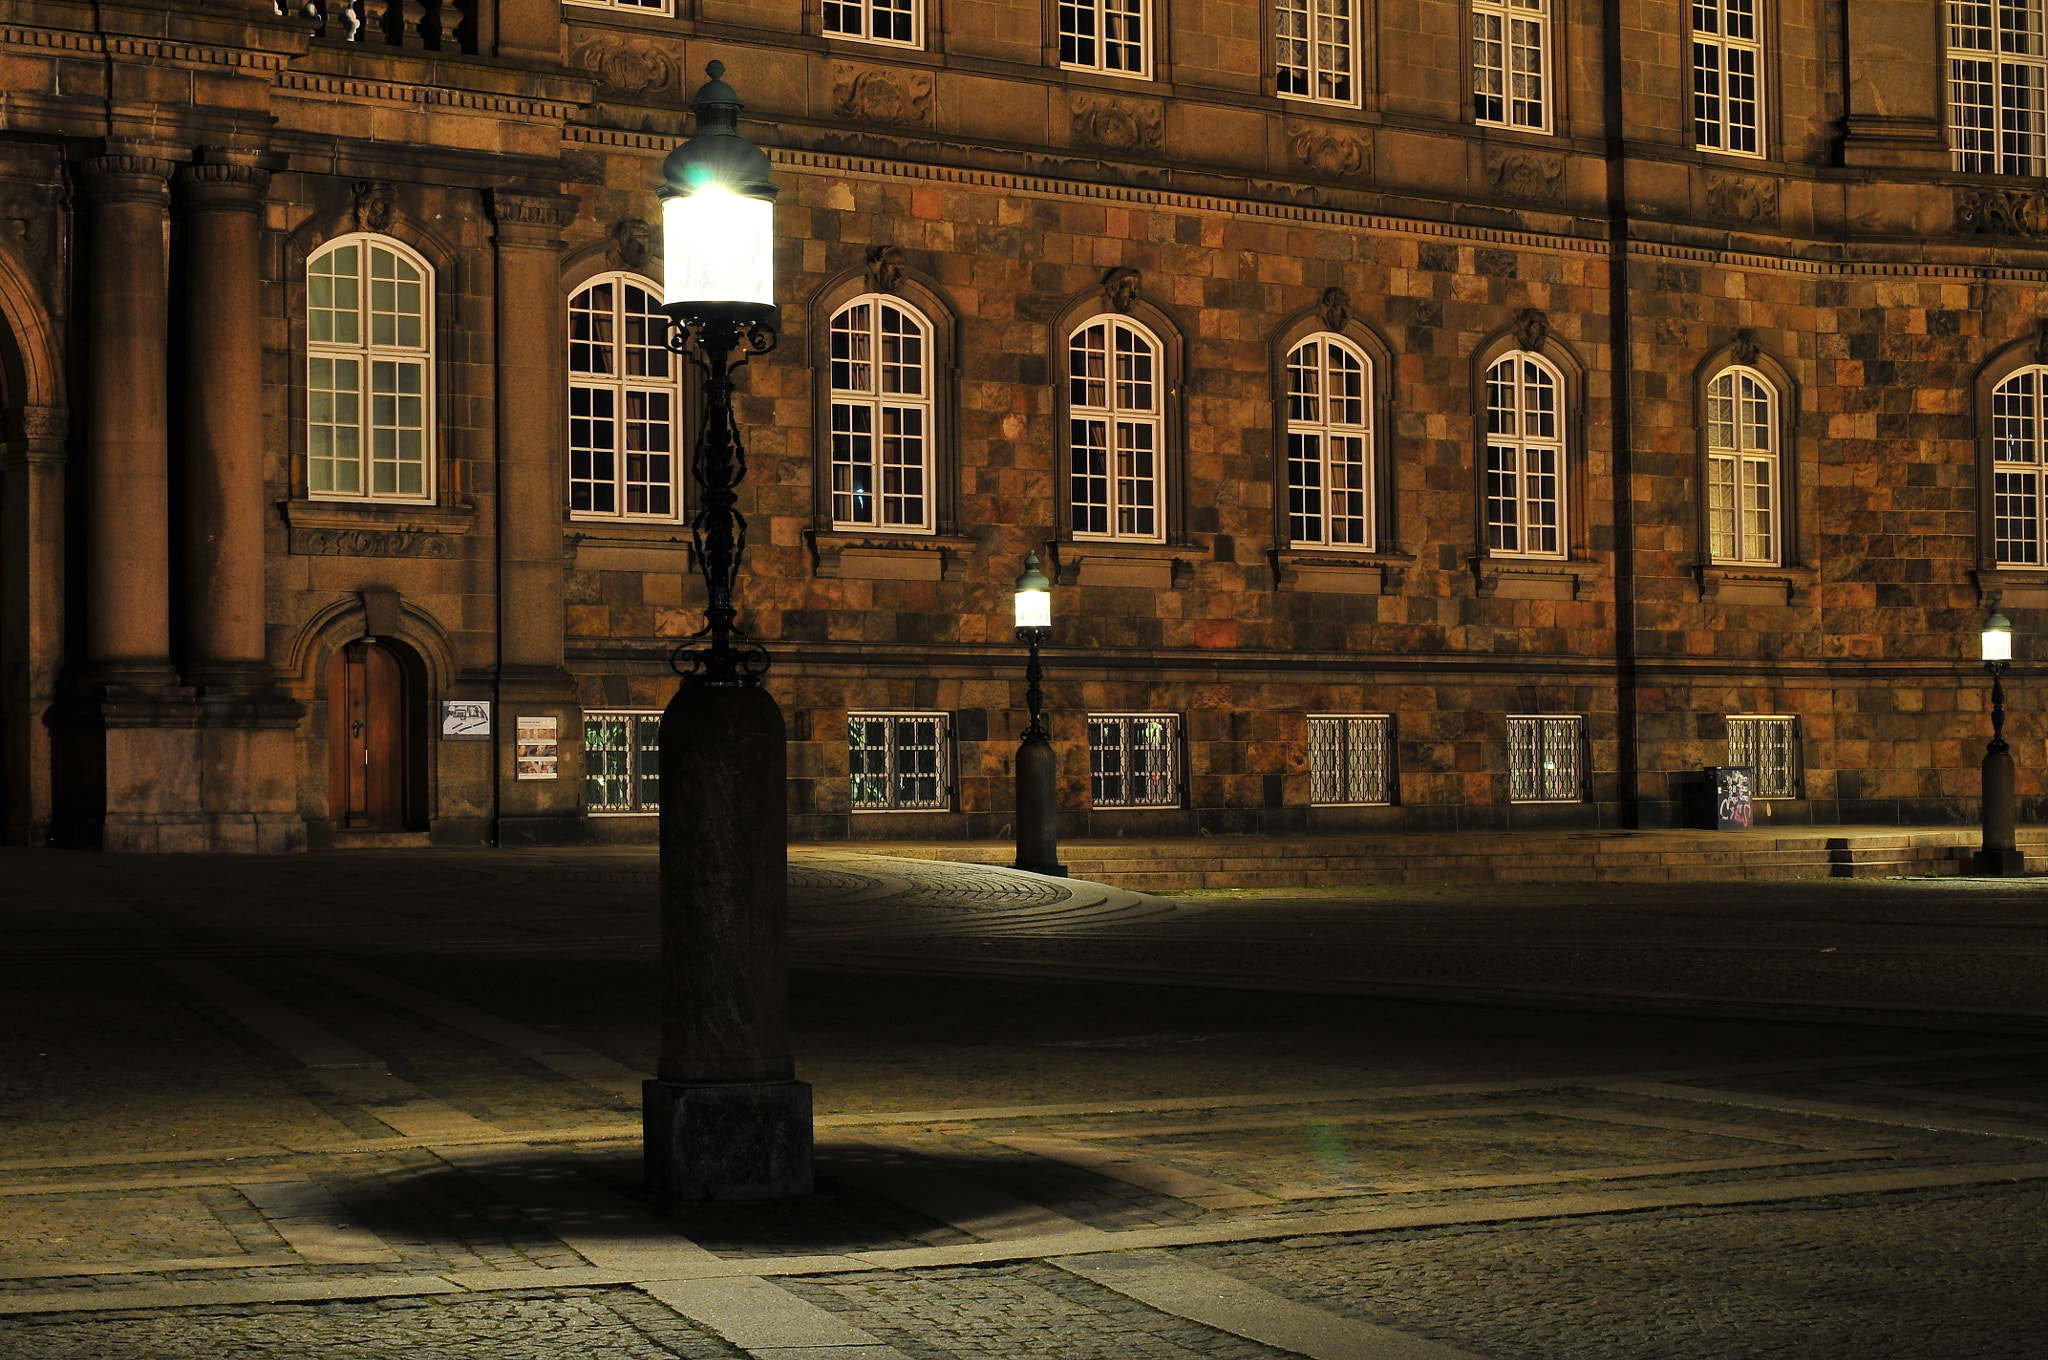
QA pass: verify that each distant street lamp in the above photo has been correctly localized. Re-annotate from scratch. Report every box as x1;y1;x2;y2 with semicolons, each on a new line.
1974;608;2023;877
645;62;811;1201
1013;552;1066;877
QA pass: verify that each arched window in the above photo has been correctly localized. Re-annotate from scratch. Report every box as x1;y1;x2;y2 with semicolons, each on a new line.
307;234;433;501
568;274;680;520
1705;366;1779;564
1483;351;1564;558
829;295;933;532
1992;365;2048;564
1284;333;1374;550
1068;316;1164;542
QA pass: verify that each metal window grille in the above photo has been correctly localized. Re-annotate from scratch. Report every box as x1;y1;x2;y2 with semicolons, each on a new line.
1949;1;2048;174
1484;353;1564;558
1726;716;1800;799
1276;0;1356;104
1705;367;1778;565
1061;0;1148;75
1994;368;2046;564
1473;0;1548;131
569;276;678;521
1506;715;1584;802
1069;320;1163;542
1307;715;1392;805
1088;714;1181;807
822;0;920;44
1286;336;1374;549
831;297;933;531
1691;0;1763;155
585;711;662;815
847;713;952;810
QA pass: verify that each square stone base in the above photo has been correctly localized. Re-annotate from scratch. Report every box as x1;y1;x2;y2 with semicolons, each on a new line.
1973;848;2026;876
643;1079;813;1201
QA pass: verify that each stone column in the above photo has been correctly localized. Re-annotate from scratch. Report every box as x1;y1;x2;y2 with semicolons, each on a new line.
0;406;65;846
488;189;583;844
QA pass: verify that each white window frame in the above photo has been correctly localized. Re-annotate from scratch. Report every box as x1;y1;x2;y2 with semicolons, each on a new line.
824;0;923;46
1484;351;1566;560
585;711;662;815
1692;0;1764;156
1705;365;1779;566
1726;715;1800;800
306;232;434;503
569;273;683;523
1506;714;1583;803
1068;316;1166;543
1472;0;1551;133
1307;714;1393;805
848;711;953;811
1276;0;1359;107
830;294;936;533
1993;365;2048;565
1088;713;1182;808
566;0;673;11
1286;333;1375;551
1948;1;2048;175
1060;0;1152;79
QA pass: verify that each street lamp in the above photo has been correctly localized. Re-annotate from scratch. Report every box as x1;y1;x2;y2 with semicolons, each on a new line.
1013;552;1066;877
645;62;811;1202
1975;608;2023;876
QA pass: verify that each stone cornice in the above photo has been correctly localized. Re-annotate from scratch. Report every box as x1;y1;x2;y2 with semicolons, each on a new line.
0;22;298;71
276;71;586;120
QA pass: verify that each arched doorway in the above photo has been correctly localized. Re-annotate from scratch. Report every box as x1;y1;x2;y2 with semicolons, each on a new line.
328;638;413;831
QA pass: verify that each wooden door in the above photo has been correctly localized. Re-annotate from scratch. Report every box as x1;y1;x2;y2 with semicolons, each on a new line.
329;640;406;830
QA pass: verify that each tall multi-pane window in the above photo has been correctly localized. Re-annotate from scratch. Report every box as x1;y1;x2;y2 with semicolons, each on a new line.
847;712;951;810
569;275;679;520
1089;714;1181;807
1692;0;1763;155
1484;352;1564;558
585;712;662;815
823;0;920;46
1705;367;1778;565
1285;335;1374;550
1061;0;1149;76
566;0;670;13
1307;714;1392;805
830;296;934;532
1506;715;1583;803
1993;366;2048;564
1276;0;1357;105
1472;0;1550;131
1950;1;2048;174
306;235;432;501
1726;715;1800;800
1069;318;1165;542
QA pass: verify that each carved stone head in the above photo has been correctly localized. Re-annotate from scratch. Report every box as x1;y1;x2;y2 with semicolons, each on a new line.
1103;267;1141;314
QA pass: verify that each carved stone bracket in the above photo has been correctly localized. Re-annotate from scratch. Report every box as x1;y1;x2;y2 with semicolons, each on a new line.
1102;267;1141;314
1731;328;1759;366
1070;93;1163;154
1960;188;2048;237
352;180;395;233
833;63;934;128
865;244;905;295
1704;171;1779;226
1318;286;1350;332
571;31;678;98
1512;308;1549;354
1486;148;1565;203
608;218;653;272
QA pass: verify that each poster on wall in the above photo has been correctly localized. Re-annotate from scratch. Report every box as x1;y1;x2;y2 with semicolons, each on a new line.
515;716;559;780
440;700;492;740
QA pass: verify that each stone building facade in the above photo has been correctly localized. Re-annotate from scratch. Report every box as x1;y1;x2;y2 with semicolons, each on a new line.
0;0;2040;850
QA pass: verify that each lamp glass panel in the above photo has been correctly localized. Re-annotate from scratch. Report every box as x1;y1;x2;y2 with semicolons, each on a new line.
1015;588;1052;629
662;191;774;308
1984;625;2014;662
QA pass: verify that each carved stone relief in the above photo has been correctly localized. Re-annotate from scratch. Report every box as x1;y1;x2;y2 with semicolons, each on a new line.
1512;308;1549;355
352;180;395;233
833;64;934;128
571;32;677;98
1703;172;1779;226
1958;188;2048;237
1318;286;1351;332
1731;328;1759;366
608;218;652;272
291;528;455;559
1486;149;1566;203
865;244;905;295
2033;317;2048;363
1288;125;1368;179
1070;93;1163;154
1102;267;1141;314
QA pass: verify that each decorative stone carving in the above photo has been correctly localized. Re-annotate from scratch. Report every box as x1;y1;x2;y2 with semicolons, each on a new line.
352;180;395;233
488;190;573;231
571;32;676;98
1289;125;1367;179
2033;317;2048;364
1958;187;2048;237
1070;93;1163;154
832;64;933;128
1318;286;1351;332
608;218;652;271
865;244;905;295
1486;149;1565;202
290;527;454;558
1731;328;1759;366
1704;171;1779;226
16;406;66;443
1512;308;1549;354
1102;267;1141;314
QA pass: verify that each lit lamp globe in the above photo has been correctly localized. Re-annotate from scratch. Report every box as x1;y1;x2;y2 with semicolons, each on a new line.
659;61;780;332
1983;609;2014;664
1014;552;1053;630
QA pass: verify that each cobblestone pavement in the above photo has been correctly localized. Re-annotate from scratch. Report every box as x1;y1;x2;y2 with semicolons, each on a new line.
1;846;2044;1357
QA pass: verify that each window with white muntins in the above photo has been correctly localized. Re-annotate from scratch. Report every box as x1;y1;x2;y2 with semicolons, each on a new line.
1706;367;1779;565
848;712;951;810
307;235;432;501
569;274;680;521
565;0;670;13
1507;715;1583;802
1277;0;1357;106
1993;365;2048;564
1062;0;1149;77
1726;716;1800;799
825;0;921;47
1069;317;1164;542
1308;715;1392;805
830;295;934;532
1473;0;1550;132
1692;0;1764;155
1089;714;1180;807
586;712;662;814
1484;351;1565;558
1949;1;2048;175
1286;334;1374;550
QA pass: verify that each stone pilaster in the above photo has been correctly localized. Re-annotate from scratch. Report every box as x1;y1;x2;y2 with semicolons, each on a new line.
488;188;583;843
1839;1;1951;169
1;405;66;845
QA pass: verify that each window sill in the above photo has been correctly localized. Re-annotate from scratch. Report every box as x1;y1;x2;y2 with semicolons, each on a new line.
567;521;693;573
1694;564;1814;605
1974;566;2048;608
1273;549;1412;596
1473;556;1597;601
282;498;475;558
808;529;977;581
1053;540;1193;589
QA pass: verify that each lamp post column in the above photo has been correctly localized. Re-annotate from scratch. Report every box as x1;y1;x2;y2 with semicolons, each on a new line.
1976;609;2023;876
1012;551;1065;876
